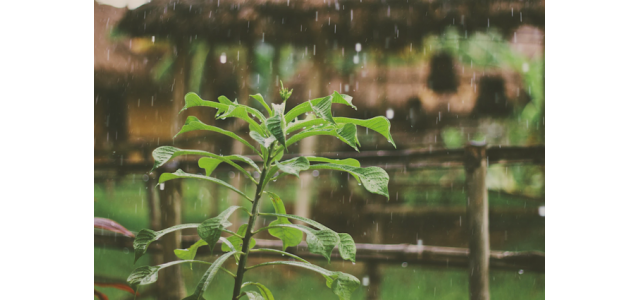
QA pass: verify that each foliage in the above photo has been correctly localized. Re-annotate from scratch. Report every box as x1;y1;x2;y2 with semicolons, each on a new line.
127;85;394;300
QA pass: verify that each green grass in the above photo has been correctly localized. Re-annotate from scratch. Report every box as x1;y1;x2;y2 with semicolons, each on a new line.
94;247;544;300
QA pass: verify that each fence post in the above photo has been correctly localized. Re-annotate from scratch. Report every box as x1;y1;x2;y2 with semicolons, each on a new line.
464;141;490;300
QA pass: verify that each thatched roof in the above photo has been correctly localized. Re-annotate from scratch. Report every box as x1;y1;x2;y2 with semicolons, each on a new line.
95;1;157;89
116;0;544;51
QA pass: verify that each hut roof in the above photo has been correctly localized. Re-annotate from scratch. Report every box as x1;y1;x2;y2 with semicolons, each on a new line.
116;0;544;51
95;1;158;88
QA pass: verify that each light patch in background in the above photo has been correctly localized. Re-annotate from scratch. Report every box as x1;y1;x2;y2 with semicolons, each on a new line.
538;206;545;217
386;108;395;119
96;0;149;9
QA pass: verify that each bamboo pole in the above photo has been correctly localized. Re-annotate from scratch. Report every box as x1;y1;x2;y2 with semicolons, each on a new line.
156;38;189;299
465;141;490;300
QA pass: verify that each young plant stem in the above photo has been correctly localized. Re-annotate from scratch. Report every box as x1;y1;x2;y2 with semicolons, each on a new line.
231;145;274;299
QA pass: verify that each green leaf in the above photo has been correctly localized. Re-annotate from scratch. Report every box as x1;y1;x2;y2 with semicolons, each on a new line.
183;251;238;300
336;123;360;149
249;248;310;264
275;157;310;178
250;131;277;149
241;282;274;300
241;291;264;300
305;156;361;168
181;92;227;113
266;115;287;152
250;94;272;117
307;164;389;199
159;169;251;201
221;224;256;262
286;116;325;134
181;93;266;134
128;260;207;292
310;96;336;125
285;124;359;151
260;213;329;231
174;116;259;154
198;155;260;177
326;272;361;300
265;192;303;250
217;102;266;131
197;158;223;176
284;93;356;123
245;261;360;300
133;224;199;263
337;233;356;263
334;116;396;148
151;146;256;181
197;206;245;253
174;239;208;270
127;265;161;291
269;223;338;262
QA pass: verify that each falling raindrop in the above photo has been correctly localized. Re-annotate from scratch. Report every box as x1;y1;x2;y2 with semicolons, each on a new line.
220;53;227;64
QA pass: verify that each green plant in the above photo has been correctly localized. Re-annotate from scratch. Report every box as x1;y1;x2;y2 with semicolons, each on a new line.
127;84;395;300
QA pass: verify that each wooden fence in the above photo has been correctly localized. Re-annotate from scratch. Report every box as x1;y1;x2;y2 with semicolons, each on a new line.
94;144;544;300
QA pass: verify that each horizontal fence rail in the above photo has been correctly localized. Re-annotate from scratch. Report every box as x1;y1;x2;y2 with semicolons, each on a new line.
94;232;544;273
94;145;545;175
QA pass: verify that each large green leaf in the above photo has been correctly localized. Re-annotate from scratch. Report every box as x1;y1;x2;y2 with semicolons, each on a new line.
334;116;396;148
183;251;238;300
181;93;266;134
325;272;361;300
265;192;303;250
181;92;227;113
133;224;199;263
197;206;245;253
174;116;259;154
217;102;266;131
310;96;336;125
307;164;389;199
269;223;339;262
275;157;310;178
259;213;328;231
287;116;395;148
337;233;356;263
246;261;360;300
221;224;256;262
151;146;256;181
286;116;325;134
305;156;361;168
250;94;272;117
128;260;208;292
266;114;287;152
159;169;251;201
259;213;356;263
284;93;356;123
241;282;274;300
285;124;359;151
197;155;260;177
249;131;277;149
174;239;208;270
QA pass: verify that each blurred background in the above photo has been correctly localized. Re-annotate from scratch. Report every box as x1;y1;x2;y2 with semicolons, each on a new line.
94;0;544;299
